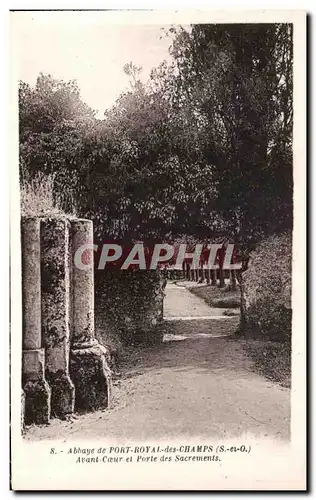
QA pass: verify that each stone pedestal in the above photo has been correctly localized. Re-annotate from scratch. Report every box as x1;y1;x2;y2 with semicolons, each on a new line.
41;217;75;418
21;218;51;425
22;349;51;425
70;219;111;412
70;343;112;411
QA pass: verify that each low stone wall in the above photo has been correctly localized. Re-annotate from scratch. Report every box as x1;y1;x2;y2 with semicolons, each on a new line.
95;268;165;346
21;216;112;426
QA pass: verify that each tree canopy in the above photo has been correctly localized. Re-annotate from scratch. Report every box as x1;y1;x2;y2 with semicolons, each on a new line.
19;23;293;250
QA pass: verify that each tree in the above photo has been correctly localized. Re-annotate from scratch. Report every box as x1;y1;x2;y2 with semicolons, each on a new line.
85;63;222;242
167;23;293;250
19;73;96;213
20;24;293;251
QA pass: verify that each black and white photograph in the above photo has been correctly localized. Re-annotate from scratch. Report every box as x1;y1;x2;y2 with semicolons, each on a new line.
10;9;306;491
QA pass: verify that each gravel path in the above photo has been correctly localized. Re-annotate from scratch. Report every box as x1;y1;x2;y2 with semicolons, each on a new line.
164;282;232;319
25;284;290;442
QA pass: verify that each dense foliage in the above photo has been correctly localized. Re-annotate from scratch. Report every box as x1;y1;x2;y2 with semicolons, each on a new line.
19;23;293;251
243;232;292;341
169;24;293;249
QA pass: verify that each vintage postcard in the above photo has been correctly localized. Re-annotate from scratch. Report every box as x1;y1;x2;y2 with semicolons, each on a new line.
10;9;306;491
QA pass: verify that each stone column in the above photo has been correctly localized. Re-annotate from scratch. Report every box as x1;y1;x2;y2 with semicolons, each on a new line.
206;267;211;284
185;263;190;281
189;264;194;281
70;219;111;412
194;267;199;282
218;267;225;288
211;270;217;286
230;270;237;290
41;217;75;419
200;264;205;283
21;217;51;425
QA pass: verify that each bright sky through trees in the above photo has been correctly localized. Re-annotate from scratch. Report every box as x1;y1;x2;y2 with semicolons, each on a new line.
13;11;173;117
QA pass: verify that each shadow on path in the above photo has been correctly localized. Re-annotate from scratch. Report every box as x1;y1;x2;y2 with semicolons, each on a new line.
25;315;290;442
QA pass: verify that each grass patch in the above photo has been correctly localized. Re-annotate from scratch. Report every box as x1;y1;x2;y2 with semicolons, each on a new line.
20;172;77;217
222;309;240;316
243;339;291;388
189;284;240;309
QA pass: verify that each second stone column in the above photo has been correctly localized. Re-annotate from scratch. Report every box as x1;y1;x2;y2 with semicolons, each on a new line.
40;217;75;419
70;219;111;413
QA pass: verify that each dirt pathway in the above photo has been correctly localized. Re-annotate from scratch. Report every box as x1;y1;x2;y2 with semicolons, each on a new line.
26;284;290;441
164;282;228;319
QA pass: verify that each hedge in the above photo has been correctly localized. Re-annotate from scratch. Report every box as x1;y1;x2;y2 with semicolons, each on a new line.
242;232;292;342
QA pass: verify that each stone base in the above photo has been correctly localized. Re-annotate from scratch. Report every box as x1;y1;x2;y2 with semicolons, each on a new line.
22;349;51;425
23;378;51;425
70;343;112;413
45;371;75;419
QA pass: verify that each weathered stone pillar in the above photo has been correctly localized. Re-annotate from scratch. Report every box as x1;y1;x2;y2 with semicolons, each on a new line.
189;265;194;281
70;219;111;412
200;264;205;283
211;269;217;286
205;267;211;284
21;217;51;425
185;263;190;280
218;267;225;288
41;217;75;419
230;270;237;290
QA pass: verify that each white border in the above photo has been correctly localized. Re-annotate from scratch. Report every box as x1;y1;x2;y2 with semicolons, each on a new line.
4;3;310;496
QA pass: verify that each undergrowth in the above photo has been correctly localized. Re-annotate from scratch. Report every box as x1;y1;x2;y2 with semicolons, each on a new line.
20;172;77;218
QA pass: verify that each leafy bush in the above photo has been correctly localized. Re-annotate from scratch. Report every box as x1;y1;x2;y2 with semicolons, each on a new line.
244;340;291;387
243;232;292;342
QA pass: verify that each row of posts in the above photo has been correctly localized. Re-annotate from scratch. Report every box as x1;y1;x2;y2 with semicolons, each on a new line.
21;216;111;426
182;262;237;289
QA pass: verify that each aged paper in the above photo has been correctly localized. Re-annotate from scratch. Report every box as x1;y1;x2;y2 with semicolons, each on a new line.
10;9;306;491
